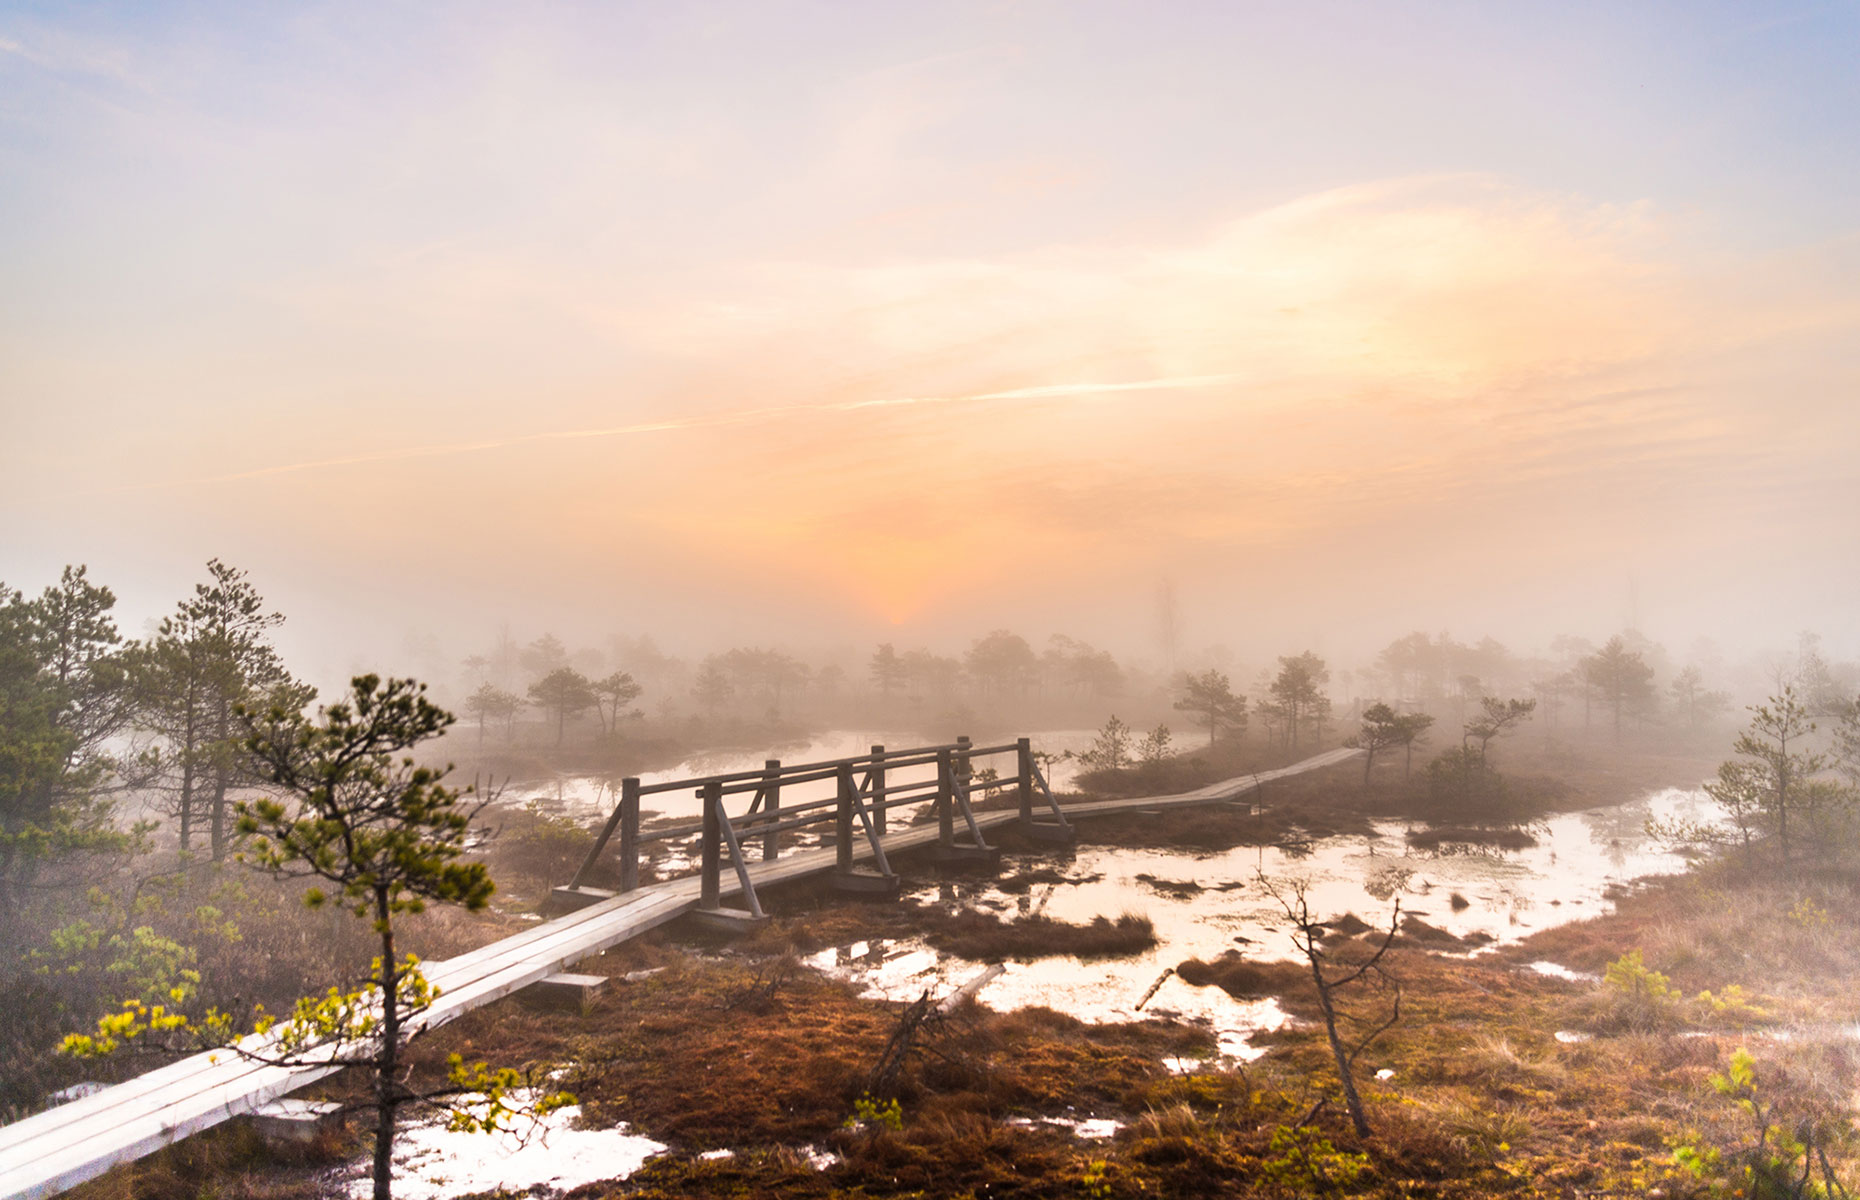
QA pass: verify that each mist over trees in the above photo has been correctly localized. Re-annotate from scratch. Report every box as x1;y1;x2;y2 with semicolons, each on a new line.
7;553;1860;1191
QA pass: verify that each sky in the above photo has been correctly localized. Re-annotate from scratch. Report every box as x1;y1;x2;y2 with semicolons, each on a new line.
3;0;1858;681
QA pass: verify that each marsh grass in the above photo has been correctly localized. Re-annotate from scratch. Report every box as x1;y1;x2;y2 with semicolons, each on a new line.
921;910;1156;961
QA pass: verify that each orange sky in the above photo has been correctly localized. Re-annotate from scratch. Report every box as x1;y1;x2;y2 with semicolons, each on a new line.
4;5;1859;676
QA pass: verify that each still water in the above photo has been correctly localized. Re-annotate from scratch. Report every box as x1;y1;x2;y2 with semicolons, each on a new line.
805;785;1715;1066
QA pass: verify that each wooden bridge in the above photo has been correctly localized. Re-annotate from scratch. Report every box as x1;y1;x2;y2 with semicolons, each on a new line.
0;740;1361;1200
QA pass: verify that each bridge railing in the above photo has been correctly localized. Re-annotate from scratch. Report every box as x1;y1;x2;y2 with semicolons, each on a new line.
554;736;1073;919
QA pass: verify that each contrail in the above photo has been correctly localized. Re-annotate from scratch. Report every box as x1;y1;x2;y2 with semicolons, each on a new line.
133;374;1234;492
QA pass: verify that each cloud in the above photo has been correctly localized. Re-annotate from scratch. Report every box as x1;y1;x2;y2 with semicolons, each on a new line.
22;172;1860;645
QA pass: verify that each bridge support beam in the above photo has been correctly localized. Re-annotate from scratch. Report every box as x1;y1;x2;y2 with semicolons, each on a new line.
832;762;899;896
696;780;769;931
931;740;1000;867
1016;737;1077;845
565;776;640;898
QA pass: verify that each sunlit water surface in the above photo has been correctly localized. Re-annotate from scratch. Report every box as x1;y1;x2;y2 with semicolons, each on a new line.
804;785;1715;1068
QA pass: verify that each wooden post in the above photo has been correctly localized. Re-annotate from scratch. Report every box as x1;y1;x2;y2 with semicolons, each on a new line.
956;735;972;793
1017;737;1034;827
870;744;886;836
619;777;640;891
761;759;780;861
700;780;722;911
836;765;854;875
937;748;955;850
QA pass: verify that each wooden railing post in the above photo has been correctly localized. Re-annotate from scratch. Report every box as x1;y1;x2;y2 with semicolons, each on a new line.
1017;737;1034;827
619;777;640;891
761;758;781;861
956;735;972;792
836;765;854;875
870;744;886;836
700;781;722;911
937;748;955;849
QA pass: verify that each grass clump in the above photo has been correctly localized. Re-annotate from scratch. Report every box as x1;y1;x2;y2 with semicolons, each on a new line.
923;910;1156;961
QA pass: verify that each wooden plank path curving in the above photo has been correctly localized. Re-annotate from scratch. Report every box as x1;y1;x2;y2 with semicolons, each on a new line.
0;745;1359;1200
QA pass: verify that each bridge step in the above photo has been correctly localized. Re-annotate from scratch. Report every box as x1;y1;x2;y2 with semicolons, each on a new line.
687;905;772;934
930;843;1001;869
247;1099;346;1146
832;868;902;897
522;972;609;1014
547;885;619;913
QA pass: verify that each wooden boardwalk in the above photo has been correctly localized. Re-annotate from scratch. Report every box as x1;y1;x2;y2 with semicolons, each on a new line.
0;745;1359;1200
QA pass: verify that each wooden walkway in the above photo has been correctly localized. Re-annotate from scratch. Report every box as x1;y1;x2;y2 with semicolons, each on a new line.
0;745;1359;1200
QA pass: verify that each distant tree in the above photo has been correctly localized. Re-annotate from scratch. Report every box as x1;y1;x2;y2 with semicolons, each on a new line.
1347;703;1407;786
607;634;681;696
965;630;1038;696
1581;637;1656;742
463;682;522;744
461;655;490;686
1138;724;1173;766
519;633;569;681
1269;652;1331;752
591;671;643;735
1839;700;1860;786
1042;635;1125;698
1668;665;1731;732
1071;648;1125;697
1393;711;1435;779
764;652;810;713
1791;632;1851;719
1081;715;1133;772
902;649;963;699
1452;673;1484;731
1728;688;1827;863
1462;696;1537;768
1701;759;1768;867
1375;633;1432;703
870;643;905;699
137;561;306;859
692;660;732;716
527;667;597;746
1174;669;1248;746
716;647;809;714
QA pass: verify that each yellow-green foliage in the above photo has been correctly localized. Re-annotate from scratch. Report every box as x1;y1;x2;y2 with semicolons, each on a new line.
843;1093;904;1132
1789;897;1831;929
1693;984;1767;1024
59;952;436;1059
1261;1124;1369;1193
1674;1047;1858;1199
1602;949;1680;1030
1604;949;1675;1002
443;1054;576;1134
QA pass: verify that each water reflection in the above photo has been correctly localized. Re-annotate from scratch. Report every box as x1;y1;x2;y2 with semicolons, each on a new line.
806;786;1716;1064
